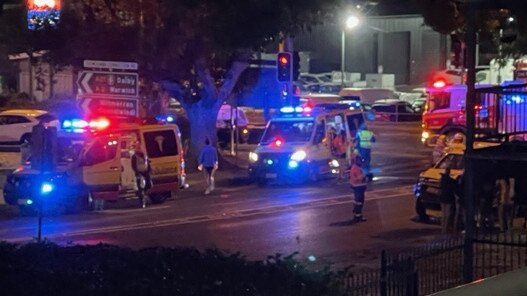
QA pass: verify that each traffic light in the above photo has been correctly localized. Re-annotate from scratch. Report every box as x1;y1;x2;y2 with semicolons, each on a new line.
292;51;300;81
276;52;292;82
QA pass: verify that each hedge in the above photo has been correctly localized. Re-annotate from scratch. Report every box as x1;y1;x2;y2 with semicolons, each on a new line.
0;241;348;296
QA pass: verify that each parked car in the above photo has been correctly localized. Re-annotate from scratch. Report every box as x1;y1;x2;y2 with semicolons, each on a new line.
371;99;422;122
299;73;341;94
411;98;427;113
0;109;58;145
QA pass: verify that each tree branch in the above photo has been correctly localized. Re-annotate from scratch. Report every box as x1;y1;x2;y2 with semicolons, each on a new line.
215;49;251;109
194;57;217;100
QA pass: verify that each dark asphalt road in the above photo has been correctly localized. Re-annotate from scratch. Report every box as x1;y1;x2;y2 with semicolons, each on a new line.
0;121;440;270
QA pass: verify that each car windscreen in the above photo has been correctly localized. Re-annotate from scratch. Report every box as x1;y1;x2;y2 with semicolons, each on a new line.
434;154;464;170
261;119;314;144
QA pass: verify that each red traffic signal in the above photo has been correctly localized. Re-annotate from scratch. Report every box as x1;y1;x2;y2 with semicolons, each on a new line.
276;52;292;82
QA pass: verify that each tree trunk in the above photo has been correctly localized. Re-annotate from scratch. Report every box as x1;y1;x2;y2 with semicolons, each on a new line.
186;98;220;159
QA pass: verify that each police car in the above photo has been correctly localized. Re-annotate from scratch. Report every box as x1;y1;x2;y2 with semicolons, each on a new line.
248;105;366;185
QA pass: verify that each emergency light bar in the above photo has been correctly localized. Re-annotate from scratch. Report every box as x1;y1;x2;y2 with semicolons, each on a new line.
279;106;313;114
61;118;111;133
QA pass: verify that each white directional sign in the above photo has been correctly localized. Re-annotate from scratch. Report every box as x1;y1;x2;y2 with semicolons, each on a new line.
77;71;139;97
83;60;138;71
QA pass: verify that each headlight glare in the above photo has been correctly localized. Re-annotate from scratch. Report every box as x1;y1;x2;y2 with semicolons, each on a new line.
249;152;259;163
290;150;307;161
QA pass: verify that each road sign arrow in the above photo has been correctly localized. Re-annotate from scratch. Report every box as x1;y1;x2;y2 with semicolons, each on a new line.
81;72;93;94
80;97;92;113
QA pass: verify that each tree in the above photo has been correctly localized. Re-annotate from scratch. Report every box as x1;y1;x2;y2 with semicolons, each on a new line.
416;0;527;59
1;0;340;157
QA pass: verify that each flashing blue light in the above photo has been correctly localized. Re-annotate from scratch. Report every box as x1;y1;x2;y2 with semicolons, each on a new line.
166;116;175;122
41;182;54;195
26;199;33;205
294;106;303;113
288;160;299;169
62;120;72;128
266;159;274;165
280;106;295;113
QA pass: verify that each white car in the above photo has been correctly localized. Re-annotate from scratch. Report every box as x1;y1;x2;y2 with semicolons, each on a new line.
0;109;58;144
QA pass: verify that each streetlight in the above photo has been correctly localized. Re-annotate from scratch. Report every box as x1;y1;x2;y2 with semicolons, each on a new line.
341;15;360;88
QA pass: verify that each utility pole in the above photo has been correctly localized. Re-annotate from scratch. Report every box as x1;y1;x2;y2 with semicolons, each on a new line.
463;2;477;284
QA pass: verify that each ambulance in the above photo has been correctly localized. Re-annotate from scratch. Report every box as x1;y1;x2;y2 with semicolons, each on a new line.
248;104;366;185
4;118;186;213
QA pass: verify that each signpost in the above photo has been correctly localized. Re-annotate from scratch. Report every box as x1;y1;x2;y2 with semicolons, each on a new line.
77;60;140;118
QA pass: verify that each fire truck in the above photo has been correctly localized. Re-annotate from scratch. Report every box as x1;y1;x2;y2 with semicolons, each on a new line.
421;79;527;146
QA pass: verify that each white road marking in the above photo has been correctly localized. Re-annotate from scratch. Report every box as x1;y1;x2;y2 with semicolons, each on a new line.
3;187;414;242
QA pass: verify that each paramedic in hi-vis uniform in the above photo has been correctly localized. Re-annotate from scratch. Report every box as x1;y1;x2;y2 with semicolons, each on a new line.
356;124;376;178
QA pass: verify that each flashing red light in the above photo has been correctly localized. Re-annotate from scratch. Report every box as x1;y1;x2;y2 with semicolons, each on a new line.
89;118;110;130
303;106;312;113
433;79;446;88
273;137;284;147
279;56;289;65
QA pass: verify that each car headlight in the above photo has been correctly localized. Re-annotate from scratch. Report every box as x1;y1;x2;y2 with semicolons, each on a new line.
290;150;307;161
249;152;259;163
422;131;430;139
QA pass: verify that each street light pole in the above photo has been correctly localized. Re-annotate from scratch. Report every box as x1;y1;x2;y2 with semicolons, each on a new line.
341;30;346;88
341;15;360;88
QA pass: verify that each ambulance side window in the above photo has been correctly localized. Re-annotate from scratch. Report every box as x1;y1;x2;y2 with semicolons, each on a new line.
144;130;178;158
313;120;325;144
83;139;118;166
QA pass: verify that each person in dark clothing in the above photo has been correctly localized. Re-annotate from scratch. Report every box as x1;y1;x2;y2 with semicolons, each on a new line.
454;174;465;233
131;142;152;208
198;138;218;195
440;167;457;234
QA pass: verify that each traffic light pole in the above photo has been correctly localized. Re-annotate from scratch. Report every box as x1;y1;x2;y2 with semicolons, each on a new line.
285;34;294;106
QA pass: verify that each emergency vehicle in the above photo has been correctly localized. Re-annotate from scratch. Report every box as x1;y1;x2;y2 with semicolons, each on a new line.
421;80;527;146
3;117;186;213
248;105;366;185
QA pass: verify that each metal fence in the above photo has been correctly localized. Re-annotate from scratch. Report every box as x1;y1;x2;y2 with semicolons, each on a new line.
341;231;527;296
474;84;527;141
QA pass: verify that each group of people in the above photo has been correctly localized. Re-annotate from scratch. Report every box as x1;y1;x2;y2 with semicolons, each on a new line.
330;123;376;223
440;166;527;234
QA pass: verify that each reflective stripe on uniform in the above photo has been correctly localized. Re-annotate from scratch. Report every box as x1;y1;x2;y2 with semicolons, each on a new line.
358;130;374;149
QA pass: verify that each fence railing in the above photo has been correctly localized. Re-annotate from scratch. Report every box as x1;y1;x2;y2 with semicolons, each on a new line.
474;84;527;141
342;231;527;296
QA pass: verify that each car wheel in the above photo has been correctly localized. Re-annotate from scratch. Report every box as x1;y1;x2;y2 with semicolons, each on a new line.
65;192;92;214
415;197;429;221
150;192;169;204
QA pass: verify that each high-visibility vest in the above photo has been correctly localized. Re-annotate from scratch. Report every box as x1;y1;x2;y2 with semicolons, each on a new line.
357;130;374;149
332;134;346;155
350;164;367;187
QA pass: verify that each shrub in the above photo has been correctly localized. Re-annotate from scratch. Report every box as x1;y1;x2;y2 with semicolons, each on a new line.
0;241;346;296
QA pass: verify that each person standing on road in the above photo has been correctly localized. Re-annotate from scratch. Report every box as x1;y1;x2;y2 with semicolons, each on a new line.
349;155;368;223
356;123;375;178
432;135;446;164
440;167;457;234
198;138;219;195
131;142;152;208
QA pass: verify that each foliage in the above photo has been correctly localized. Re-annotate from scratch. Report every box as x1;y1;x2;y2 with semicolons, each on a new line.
416;0;527;58
0;241;347;296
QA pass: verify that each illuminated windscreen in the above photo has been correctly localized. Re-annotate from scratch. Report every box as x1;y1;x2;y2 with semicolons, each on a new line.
261;119;314;144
